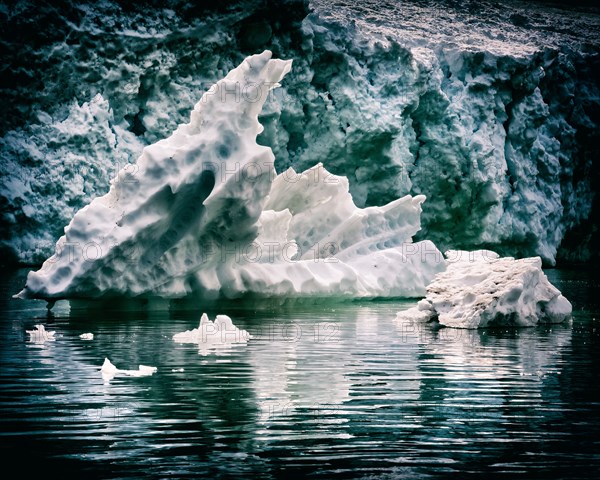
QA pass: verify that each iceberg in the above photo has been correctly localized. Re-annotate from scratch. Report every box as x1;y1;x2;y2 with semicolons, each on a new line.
16;51;444;301
101;358;157;382
79;333;94;340
396;250;572;329
173;313;251;355
26;324;56;343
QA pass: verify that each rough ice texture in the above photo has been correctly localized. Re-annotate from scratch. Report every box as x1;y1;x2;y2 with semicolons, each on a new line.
1;1;598;266
396;250;572;329
101;358;157;382
16;51;444;300
173;313;251;355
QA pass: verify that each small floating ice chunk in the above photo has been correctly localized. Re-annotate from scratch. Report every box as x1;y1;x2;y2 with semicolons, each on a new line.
101;358;157;382
171;368;185;373
26;324;55;343
79;333;94;340
396;250;572;329
101;358;118;378
173;313;251;353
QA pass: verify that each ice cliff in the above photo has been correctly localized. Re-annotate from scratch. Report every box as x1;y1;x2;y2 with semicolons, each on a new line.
16;51;444;300
1;0;598;266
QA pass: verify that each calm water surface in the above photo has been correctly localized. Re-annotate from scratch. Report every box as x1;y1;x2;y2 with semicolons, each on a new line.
1;268;599;478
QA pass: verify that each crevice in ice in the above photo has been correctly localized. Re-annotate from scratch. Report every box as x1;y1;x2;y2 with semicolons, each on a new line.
127;110;147;137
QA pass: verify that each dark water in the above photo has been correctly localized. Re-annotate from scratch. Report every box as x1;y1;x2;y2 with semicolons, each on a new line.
1;269;599;479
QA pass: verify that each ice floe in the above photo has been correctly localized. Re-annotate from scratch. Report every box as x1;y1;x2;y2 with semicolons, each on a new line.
396;250;572;328
101;358;157;382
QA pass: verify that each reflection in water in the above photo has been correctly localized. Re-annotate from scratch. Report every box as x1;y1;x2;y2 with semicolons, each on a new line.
394;315;574;474
1;269;599;478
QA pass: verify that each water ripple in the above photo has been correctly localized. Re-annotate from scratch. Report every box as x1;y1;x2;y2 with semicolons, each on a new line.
1;269;600;478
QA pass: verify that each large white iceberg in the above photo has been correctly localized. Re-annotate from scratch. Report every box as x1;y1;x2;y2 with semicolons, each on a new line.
16;51;444;301
395;250;572;329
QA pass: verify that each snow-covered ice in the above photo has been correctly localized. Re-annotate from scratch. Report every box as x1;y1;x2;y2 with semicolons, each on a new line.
173;313;251;355
16;51;444;301
395;250;572;329
26;324;56;343
79;333;94;340
101;358;157;382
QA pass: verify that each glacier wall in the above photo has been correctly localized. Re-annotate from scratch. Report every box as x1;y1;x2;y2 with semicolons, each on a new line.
1;0;599;265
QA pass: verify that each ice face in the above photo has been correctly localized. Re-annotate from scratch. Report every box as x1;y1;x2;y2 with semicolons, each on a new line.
16;52;444;300
396;250;573;329
1;1;598;267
